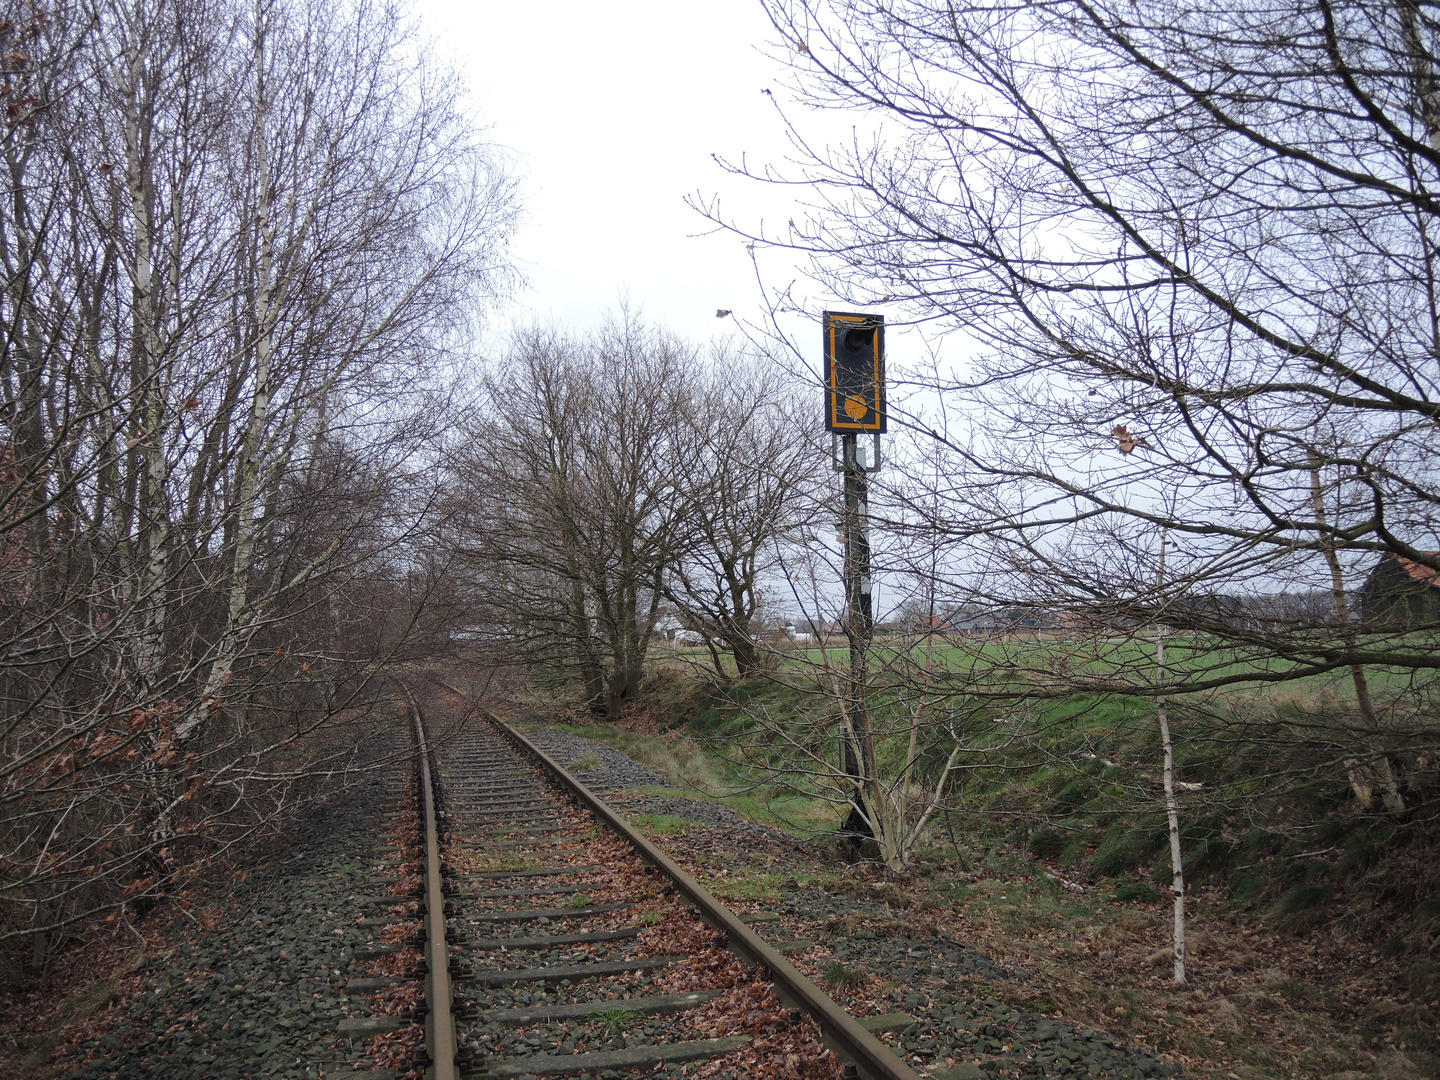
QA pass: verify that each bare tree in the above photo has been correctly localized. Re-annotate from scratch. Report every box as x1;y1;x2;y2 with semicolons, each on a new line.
621;0;1440;896
450;324;822;707
693;0;1440;804
662;347;822;681
0;0;517;982
452;318;699;717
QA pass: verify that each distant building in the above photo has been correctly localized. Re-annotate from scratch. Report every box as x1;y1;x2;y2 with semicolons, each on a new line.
918;607;1052;636
1360;552;1440;626
652;614;687;642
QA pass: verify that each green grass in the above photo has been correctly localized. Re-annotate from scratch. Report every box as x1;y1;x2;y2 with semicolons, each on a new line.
589;1006;643;1035
623;782;834;834
630;813;695;836
708;872;784;902
555;701;839;834
468;853;536;874
750;628;1440;707
820;961;869;992
554;723;733;795
551;642;1440;960
1112;882;1160;903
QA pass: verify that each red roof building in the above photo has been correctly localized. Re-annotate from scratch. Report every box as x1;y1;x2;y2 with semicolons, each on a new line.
1360;551;1440;626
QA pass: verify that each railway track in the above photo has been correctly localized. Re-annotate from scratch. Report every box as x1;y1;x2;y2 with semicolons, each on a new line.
397;689;923;1080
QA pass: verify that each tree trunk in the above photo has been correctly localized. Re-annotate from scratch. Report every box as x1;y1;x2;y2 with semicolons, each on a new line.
1156;533;1186;985
1308;456;1405;814
729;631;760;678
1159;693;1186;985
123;44;171;701
182;13;276;743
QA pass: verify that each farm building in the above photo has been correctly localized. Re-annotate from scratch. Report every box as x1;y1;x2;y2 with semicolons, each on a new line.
1360;552;1440;626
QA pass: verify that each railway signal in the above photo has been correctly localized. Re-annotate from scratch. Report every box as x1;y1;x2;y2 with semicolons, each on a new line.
823;311;886;433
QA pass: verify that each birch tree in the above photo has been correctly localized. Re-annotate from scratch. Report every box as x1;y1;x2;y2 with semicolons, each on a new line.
0;0;517;982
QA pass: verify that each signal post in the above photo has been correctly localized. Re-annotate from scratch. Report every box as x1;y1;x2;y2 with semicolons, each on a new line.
822;311;885;847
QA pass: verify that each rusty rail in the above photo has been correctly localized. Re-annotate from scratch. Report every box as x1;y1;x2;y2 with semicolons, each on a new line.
485;711;925;1080
407;693;457;1080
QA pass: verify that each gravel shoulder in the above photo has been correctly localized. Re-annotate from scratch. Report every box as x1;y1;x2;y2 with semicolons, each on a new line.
4;738;422;1080
521;725;801;846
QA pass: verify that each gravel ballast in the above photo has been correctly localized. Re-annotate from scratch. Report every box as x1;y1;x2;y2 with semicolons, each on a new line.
50;717;1188;1080
522;726;803;845
57;752;420;1080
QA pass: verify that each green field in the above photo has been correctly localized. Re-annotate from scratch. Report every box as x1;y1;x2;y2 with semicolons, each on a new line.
659;626;1440;704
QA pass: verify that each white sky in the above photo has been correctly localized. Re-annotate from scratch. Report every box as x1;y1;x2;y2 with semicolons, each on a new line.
413;0;955;621
417;0;819;350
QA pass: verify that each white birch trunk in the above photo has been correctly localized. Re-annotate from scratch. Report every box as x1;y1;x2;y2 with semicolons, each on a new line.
181;10;276;741
1156;532;1186;985
122;44;170;696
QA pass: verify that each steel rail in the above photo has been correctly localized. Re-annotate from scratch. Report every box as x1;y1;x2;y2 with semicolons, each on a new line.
408;694;457;1080
485;711;925;1080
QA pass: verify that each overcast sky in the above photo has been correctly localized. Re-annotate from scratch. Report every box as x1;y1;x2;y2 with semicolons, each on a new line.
414;0;940;619
418;0;820;350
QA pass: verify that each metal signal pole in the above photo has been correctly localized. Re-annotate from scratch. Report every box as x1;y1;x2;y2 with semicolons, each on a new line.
840;433;876;843
822;310;885;849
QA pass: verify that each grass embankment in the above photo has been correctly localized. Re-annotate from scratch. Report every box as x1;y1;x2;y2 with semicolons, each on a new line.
552;666;1439;1080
